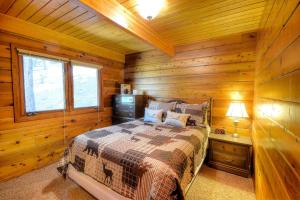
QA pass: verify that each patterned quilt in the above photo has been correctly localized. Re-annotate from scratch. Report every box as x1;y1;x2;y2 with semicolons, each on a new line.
58;119;208;200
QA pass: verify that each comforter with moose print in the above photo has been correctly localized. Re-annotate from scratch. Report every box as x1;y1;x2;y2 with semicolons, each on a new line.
58;119;208;200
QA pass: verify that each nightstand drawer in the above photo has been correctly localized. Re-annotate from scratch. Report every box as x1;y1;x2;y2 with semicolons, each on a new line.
211;140;248;156
212;151;246;168
208;133;252;177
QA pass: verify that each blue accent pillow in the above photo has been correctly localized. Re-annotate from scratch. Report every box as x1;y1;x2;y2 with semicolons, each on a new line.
144;108;163;123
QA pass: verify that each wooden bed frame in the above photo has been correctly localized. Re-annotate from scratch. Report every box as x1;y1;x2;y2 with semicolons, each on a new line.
67;98;213;200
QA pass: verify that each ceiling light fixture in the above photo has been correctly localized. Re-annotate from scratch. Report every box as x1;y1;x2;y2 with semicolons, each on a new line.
137;0;165;21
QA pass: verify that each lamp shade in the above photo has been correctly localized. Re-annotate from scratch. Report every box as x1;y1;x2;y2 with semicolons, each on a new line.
226;102;249;118
137;0;165;20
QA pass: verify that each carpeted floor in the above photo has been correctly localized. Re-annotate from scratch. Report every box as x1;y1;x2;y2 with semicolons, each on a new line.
0;163;255;200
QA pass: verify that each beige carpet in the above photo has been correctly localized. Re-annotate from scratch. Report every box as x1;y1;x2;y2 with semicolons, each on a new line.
0;163;255;200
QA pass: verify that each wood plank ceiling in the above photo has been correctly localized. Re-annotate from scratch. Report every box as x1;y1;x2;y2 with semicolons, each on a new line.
0;0;153;54
118;0;266;46
0;0;266;54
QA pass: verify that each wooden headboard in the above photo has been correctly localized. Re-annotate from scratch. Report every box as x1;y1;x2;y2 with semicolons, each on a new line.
167;97;213;127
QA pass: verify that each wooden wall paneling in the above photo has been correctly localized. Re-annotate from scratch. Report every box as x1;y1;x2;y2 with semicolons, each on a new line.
257;0;299;63
0;32;124;181
0;58;11;70
126;63;254;80
254;154;275;200
0;69;12;82
127;72;254;85
253;123;290;200
125;32;256;136
254;1;300;199
0;83;13;107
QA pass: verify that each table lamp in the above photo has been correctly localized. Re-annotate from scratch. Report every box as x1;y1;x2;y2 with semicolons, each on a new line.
226;102;249;138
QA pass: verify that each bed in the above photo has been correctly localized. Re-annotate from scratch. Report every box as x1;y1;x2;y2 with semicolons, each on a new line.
58;99;212;200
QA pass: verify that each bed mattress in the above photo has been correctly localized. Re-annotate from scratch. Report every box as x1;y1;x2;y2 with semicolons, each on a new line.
58;119;208;200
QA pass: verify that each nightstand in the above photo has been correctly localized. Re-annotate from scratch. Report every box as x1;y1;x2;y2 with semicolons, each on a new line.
207;133;252;177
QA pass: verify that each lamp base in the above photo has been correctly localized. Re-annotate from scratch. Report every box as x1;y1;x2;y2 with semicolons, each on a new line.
232;118;239;138
232;133;239;138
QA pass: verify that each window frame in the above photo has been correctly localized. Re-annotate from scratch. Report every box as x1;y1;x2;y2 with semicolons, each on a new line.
12;44;103;122
22;54;68;114
69;62;104;115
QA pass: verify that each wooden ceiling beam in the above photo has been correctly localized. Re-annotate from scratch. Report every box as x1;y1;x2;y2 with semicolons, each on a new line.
0;13;124;63
78;0;175;56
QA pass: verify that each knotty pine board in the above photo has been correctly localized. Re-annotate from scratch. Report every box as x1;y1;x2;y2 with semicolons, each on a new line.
0;32;124;181
125;32;256;136
253;0;300;199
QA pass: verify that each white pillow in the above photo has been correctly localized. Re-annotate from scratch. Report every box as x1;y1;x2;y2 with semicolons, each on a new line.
164;111;190;128
144;108;163;123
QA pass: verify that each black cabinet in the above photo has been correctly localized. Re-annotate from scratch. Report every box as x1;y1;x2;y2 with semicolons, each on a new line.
112;95;145;125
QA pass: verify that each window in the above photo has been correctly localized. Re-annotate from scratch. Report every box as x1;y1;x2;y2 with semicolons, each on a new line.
72;64;99;108
22;55;65;113
12;46;103;122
